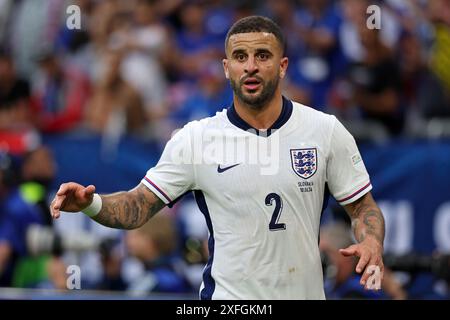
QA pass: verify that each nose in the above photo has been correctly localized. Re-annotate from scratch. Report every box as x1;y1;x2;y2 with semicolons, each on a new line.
244;56;258;74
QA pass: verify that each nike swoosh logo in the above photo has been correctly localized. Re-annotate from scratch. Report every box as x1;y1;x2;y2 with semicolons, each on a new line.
217;163;241;173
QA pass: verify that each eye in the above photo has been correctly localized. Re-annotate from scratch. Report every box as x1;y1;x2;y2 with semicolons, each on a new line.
257;52;270;61
236;53;246;62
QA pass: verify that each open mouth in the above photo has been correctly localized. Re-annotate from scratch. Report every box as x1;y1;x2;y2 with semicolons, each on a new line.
243;77;261;91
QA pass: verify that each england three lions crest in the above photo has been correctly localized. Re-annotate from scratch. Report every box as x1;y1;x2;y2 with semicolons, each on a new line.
290;148;317;179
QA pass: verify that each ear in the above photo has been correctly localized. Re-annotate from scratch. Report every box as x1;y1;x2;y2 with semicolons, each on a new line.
223;58;229;79
279;57;288;79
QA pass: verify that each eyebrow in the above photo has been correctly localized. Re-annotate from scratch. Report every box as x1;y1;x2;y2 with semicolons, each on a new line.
231;49;246;56
231;48;273;56
255;48;272;55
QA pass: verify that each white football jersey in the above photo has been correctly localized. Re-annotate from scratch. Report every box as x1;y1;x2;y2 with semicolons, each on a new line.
142;97;372;300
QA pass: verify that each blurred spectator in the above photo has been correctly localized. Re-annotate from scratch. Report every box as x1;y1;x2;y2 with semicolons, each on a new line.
339;0;402;64
108;0;171;122
74;0;122;83
175;197;209;290
203;0;234;43
346;26;404;135
0;0;13;48
18;145;69;289
20;146;57;226
172;0;223;82
154;0;184;20
0;50;32;130
0;147;68;289
169;61;232;128
263;0;311;104
96;235;127;291
55;0;92;56
231;0;260;22
0;151;44;287
286;0;344;110
10;0;66;78
398;32;450;130
30;50;90;133
50;210;124;290
426;0;450;118
124;212;192;295
85;50;146;136
0;49;40;156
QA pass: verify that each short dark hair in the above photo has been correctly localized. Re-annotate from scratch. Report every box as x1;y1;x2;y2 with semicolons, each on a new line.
225;16;286;55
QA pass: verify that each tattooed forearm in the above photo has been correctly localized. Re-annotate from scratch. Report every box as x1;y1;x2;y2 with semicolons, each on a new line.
93;183;165;229
345;192;385;245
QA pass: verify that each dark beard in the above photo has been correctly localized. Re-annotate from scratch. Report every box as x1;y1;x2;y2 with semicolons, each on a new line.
230;75;279;110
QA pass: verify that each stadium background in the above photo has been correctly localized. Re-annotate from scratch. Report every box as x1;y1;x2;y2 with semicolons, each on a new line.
0;0;449;299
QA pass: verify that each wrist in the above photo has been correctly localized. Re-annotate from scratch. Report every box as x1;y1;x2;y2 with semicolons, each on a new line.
82;193;102;218
363;234;384;248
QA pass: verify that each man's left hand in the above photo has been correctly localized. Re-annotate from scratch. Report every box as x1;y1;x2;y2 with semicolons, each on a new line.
339;237;384;290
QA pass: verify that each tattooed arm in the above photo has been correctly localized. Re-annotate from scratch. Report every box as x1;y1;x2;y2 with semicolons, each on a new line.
341;192;385;289
50;182;165;229
93;184;165;229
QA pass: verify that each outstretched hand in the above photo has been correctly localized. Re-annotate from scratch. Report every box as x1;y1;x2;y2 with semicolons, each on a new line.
50;182;96;219
339;237;384;290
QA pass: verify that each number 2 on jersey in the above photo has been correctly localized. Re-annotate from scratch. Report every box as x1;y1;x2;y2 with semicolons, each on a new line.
265;193;286;231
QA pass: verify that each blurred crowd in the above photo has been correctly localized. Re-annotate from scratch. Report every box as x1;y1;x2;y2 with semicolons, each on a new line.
0;0;449;144
0;0;450;299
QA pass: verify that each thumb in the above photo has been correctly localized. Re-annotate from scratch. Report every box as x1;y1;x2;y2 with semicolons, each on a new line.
83;185;96;198
339;244;359;257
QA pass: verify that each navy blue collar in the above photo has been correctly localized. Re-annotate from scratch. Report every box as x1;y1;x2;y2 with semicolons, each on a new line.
227;96;293;137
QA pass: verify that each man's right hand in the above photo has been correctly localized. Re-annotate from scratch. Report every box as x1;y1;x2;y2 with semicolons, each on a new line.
50;182;96;219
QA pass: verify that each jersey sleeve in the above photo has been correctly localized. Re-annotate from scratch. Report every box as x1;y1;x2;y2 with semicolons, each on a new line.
141;124;195;205
326;118;372;205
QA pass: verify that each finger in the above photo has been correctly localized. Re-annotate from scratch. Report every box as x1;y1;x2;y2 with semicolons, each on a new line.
51;195;66;220
362;260;382;289
53;193;68;218
356;253;370;274
360;259;376;287
52;195;66;211
52;209;60;219
84;185;96;197
75;184;94;199
339;244;359;257
361;270;369;288
50;199;60;219
56;183;70;196
363;260;384;289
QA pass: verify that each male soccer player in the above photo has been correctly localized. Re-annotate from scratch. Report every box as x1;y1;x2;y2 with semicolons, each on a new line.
50;16;385;299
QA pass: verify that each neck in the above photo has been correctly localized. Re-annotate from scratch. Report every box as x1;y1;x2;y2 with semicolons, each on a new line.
233;92;283;130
